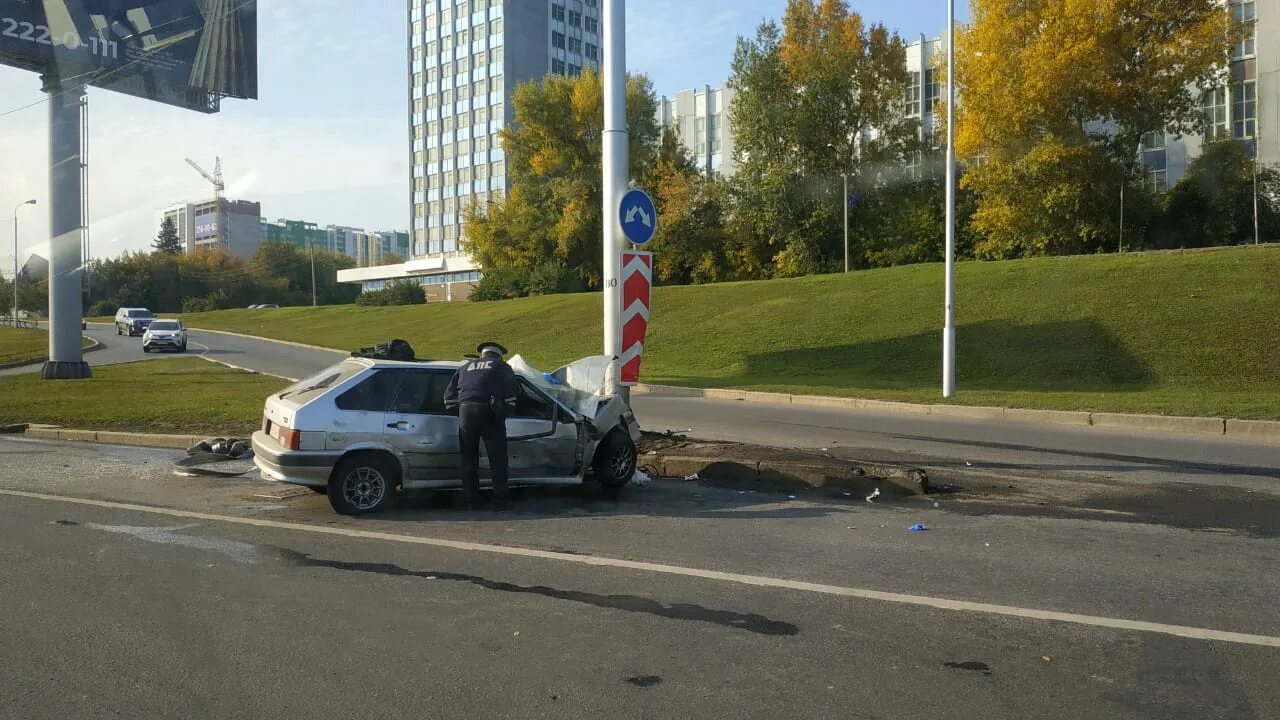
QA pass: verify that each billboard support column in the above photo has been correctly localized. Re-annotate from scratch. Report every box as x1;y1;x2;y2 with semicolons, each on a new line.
41;77;91;380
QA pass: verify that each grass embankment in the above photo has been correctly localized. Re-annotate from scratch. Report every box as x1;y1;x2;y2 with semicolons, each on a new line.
0;358;287;435
165;246;1280;420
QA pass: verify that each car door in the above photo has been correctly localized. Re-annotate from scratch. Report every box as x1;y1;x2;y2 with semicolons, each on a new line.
383;369;460;486
331;368;407;448
507;379;584;479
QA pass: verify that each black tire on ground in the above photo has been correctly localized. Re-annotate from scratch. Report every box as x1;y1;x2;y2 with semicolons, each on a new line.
116;325;121;336
310;486;327;494
327;453;399;515
179;343;187;353
142;346;150;353
593;429;637;489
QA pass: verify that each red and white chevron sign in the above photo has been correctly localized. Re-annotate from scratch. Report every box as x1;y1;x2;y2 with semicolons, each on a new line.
619;251;652;386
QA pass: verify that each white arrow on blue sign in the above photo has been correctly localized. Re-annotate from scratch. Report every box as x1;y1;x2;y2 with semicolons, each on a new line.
619;188;657;245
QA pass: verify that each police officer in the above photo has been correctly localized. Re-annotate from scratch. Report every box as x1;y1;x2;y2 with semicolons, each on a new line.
444;341;519;510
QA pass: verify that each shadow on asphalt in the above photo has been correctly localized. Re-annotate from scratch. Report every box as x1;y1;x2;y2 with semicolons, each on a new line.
374;481;865;524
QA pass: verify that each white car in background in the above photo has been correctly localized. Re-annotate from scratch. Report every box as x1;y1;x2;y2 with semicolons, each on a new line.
142;319;188;353
251;355;641;515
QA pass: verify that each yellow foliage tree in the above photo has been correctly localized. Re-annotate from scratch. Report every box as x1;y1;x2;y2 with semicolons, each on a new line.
952;0;1238;257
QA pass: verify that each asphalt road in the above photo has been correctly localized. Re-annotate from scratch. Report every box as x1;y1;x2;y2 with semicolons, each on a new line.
6;323;1275;491
1;436;1277;719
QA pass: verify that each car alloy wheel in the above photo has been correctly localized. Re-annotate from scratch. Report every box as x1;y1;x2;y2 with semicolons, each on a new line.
341;466;387;512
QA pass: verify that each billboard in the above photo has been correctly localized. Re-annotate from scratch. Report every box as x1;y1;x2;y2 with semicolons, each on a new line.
0;0;257;113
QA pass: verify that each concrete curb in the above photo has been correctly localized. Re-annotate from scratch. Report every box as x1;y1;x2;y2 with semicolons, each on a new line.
641;452;929;496
632;384;1276;440
23;426;201;450
0;335;103;372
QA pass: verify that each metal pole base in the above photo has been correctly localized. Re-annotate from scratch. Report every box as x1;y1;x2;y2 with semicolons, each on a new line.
40;361;93;380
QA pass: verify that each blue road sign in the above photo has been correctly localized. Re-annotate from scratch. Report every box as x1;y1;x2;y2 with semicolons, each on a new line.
619;188;657;245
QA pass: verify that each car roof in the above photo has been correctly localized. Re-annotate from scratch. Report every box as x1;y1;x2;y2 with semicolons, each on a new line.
347;357;465;371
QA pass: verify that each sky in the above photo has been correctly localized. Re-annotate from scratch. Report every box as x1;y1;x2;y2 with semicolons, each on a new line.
0;0;971;271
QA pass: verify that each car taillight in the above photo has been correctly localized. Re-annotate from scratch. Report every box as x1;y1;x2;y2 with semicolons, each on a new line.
279;428;301;450
262;416;272;434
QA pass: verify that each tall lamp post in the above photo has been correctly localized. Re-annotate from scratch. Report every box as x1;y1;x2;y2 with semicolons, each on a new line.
826;143;850;273
12;199;37;328
942;0;957;398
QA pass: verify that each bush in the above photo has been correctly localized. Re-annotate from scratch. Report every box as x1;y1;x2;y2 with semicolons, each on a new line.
86;300;116;318
355;281;426;306
469;263;583;302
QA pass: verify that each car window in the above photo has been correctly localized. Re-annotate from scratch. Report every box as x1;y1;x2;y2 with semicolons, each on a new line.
512;381;555;421
128;310;154;318
335;369;408;412
278;360;366;401
391;370;455;416
150;321;180;330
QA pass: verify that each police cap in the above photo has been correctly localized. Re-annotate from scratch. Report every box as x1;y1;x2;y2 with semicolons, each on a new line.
476;341;508;357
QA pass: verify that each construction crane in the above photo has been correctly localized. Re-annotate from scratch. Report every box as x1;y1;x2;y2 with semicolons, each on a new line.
185;156;224;199
185;156;227;249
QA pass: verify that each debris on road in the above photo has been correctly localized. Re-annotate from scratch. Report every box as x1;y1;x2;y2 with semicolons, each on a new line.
866;488;881;503
175;436;256;477
633;470;653;487
683;473;700;482
908;523;929;533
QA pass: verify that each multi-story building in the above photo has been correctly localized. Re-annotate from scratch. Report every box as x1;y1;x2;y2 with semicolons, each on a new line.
162;198;262;259
1156;0;1277;192
905;35;944;177
261;218;329;253
260;220;410;268
655;85;736;177
342;0;603;298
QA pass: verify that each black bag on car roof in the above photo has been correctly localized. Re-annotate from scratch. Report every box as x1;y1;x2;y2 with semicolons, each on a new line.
352;339;416;362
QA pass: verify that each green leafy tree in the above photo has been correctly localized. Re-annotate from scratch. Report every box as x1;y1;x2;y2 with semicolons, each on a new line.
463;67;660;291
643;129;731;284
728;0;914;277
1158;141;1280;248
152;216;183;255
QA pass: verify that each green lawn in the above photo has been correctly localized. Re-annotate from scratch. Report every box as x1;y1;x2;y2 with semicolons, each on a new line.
0;328;52;366
162;246;1280;420
0;327;99;367
0;358;287;435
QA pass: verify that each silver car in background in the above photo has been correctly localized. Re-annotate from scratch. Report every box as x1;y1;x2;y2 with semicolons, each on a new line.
142;319;188;353
252;355;642;515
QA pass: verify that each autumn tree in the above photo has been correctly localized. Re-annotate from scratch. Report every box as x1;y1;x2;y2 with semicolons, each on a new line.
728;0;915;277
954;0;1238;257
641;129;732;284
463;68;660;295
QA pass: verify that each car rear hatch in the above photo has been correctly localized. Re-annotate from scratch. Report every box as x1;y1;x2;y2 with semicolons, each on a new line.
262;360;366;450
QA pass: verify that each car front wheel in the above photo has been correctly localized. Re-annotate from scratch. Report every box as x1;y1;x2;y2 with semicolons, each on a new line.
328;454;399;515
593;429;637;489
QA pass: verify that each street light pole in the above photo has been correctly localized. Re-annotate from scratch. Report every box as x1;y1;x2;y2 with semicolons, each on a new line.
942;0;957;398
843;172;849;273
602;0;628;396
310;239;318;307
12;199;37;329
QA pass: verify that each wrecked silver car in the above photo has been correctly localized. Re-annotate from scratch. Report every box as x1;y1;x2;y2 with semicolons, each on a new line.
251;355;641;515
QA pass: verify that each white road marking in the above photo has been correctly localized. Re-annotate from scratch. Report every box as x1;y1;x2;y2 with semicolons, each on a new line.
6;487;1278;648
189;342;297;381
